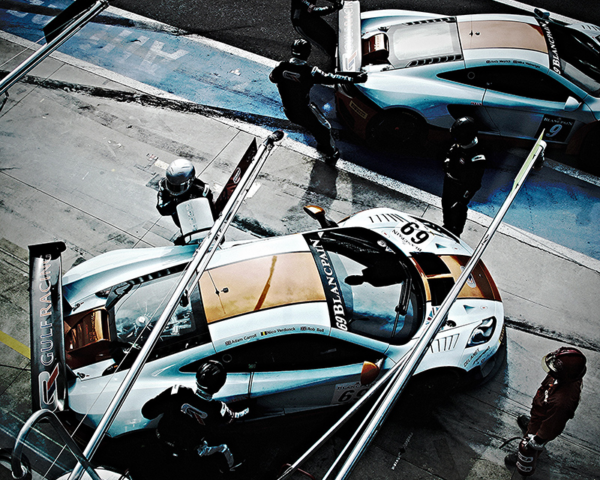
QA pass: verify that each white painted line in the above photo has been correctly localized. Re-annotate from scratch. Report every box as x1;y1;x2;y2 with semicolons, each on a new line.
545;159;600;188
490;0;580;24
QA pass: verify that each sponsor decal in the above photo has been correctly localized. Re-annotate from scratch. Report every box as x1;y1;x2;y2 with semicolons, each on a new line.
331;381;370;404
29;243;66;412
349;101;368;119
306;233;349;331
537;20;562;75
460;266;477;288
463;346;491;369
181;403;208;425
463;347;480;368
39;364;60;408
213;139;257;215
536;115;575;142
426;306;440;324
340;2;360;72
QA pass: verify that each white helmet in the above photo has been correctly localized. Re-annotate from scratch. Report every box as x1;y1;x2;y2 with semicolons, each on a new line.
166;159;195;196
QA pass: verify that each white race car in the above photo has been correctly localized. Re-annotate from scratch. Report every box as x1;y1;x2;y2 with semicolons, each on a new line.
336;2;600;164
30;206;505;438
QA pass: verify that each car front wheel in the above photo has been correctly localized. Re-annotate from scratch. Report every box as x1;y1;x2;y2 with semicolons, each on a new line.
367;110;427;151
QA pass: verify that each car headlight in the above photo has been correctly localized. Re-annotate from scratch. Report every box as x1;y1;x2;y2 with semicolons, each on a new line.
467;317;497;347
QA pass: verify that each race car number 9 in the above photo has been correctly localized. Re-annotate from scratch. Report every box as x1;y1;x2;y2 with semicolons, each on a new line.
392;221;432;249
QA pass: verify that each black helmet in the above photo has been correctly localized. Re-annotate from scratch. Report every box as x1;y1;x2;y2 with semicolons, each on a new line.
165;159;195;196
450;116;478;145
291;38;311;60
542;346;587;382
196;360;227;394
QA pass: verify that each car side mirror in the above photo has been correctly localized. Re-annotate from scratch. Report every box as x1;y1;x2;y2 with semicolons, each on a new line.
564;96;580;112
360;360;381;386
303;205;339;228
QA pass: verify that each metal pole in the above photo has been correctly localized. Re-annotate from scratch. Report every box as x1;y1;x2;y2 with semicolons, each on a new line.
11;410;102;480
68;130;284;480
0;0;109;97
333;134;546;480
276;355;409;480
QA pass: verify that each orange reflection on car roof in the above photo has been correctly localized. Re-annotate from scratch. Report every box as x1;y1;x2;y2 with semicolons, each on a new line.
200;252;326;323
458;20;548;53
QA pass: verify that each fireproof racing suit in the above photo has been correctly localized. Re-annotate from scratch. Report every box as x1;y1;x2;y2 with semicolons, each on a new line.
526;374;583;443
142;385;248;468
291;0;342;58
270;58;364;156
441;139;486;237
156;178;215;228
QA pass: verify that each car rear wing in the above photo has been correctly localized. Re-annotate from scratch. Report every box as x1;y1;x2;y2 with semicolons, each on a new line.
29;242;68;413
338;0;362;73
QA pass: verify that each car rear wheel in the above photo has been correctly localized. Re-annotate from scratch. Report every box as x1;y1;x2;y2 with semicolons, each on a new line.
578;124;600;176
367;110;427;151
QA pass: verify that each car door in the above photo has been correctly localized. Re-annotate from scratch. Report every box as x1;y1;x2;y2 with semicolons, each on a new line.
212;334;384;414
479;65;596;144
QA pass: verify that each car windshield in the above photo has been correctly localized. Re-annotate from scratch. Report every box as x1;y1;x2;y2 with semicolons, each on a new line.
306;228;424;344
544;22;600;96
108;271;207;349
387;19;462;68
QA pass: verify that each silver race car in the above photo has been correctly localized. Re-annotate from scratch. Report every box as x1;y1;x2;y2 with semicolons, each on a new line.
29;205;504;438
336;2;600;161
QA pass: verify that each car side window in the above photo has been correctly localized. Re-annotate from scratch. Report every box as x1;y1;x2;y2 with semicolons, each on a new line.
181;334;380;373
440;66;574;102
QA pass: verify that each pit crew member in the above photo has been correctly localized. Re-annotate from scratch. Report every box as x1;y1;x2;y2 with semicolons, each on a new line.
270;38;367;164
156;159;215;228
505;347;587;476
142;360;249;474
441;117;486;237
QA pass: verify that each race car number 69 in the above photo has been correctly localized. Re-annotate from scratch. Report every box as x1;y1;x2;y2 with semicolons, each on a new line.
332;381;370;404
399;222;430;244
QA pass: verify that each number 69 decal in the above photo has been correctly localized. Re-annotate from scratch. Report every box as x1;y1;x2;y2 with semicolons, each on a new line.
331;381;370;404
392;220;432;249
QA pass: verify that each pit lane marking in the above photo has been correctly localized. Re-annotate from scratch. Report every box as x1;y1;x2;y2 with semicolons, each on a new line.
0;330;30;359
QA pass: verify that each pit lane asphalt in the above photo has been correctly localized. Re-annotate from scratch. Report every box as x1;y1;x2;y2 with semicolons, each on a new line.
2;0;600;262
1;7;600;480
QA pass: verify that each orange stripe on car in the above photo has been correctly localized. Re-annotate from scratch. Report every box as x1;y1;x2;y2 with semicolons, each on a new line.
200;252;326;323
458;20;548;53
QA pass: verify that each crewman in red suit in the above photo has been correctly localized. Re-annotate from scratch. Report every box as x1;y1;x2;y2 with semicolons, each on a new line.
505;347;586;475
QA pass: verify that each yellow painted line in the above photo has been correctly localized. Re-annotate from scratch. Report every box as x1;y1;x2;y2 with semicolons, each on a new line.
0;330;31;359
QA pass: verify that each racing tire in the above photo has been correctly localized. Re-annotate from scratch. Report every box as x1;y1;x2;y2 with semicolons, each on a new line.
366;110;427;151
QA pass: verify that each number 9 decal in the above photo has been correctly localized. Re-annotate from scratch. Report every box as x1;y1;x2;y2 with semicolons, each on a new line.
545;124;563;138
